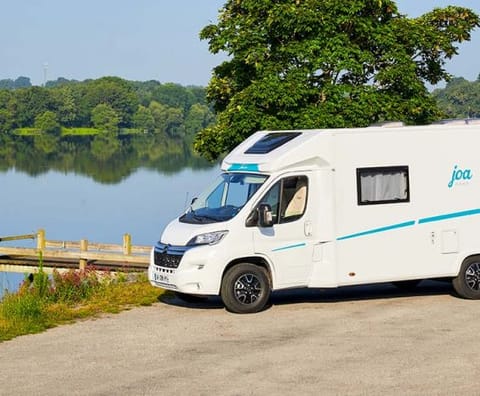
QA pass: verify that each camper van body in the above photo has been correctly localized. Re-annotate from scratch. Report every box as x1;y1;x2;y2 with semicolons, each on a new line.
149;122;480;313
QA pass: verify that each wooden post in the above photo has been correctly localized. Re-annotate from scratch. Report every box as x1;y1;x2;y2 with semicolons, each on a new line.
123;233;132;255
37;229;46;250
79;239;88;270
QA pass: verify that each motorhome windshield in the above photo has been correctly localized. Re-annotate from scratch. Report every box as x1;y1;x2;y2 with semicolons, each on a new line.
180;173;268;224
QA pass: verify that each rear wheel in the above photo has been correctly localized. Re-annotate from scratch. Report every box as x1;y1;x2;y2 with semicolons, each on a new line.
453;256;480;299
221;263;270;314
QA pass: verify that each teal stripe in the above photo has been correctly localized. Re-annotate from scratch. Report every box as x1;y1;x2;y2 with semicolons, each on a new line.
418;208;480;224
337;221;415;241
272;242;306;252
228;163;259;172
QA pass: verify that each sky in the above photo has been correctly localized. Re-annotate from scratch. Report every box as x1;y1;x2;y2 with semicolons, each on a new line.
1;0;479;87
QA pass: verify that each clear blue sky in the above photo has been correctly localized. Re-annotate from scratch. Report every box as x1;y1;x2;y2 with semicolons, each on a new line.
1;0;479;86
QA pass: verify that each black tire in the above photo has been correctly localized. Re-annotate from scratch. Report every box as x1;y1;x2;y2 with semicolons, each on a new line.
392;279;422;291
174;292;208;303
453;256;480;299
221;263;271;314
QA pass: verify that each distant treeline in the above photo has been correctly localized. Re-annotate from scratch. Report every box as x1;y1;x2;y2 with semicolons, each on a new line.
433;75;480;119
1;74;479;141
0;76;215;140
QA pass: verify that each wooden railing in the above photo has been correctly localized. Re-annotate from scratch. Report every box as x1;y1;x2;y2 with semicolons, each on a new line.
0;229;151;271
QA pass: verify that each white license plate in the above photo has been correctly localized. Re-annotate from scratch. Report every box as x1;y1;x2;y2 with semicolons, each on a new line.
154;272;170;284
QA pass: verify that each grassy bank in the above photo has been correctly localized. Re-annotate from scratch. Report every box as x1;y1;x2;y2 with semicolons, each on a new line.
0;266;163;342
14;127;145;136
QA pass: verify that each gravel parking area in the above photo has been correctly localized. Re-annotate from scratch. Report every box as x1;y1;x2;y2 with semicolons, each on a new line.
1;281;479;395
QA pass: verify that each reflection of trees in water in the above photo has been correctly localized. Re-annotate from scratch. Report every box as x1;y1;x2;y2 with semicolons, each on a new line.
0;134;215;184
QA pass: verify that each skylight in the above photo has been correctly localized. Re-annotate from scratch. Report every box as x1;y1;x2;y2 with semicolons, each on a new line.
244;132;301;154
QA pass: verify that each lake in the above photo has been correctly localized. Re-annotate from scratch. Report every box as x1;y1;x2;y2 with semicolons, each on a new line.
0;134;219;299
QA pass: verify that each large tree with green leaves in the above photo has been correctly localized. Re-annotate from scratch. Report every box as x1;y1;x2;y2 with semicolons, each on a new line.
195;0;479;160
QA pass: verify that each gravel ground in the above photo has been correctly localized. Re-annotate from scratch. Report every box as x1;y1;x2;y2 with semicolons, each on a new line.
1;281;479;396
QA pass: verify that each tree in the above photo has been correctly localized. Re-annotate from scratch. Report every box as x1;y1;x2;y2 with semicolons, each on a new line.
91;103;120;133
82;77;138;127
185;103;215;137
52;86;78;126
433;77;480;118
0;91;15;132
14;76;32;89
133;105;155;132
14;87;55;127
34;111;61;135
151;83;196;111
195;1;479;160
148;101;185;138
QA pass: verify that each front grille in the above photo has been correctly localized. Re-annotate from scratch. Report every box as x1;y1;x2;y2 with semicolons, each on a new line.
154;250;182;268
153;242;191;269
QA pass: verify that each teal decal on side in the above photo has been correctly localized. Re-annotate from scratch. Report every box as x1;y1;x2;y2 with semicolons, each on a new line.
418;208;480;224
272;242;306;252
337;208;480;241
228;163;260;172
337;221;416;241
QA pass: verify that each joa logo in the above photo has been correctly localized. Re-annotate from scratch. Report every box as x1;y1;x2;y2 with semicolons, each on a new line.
448;165;473;188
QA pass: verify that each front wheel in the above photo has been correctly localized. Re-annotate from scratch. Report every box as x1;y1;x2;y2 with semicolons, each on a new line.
453;256;480;299
221;263;271;314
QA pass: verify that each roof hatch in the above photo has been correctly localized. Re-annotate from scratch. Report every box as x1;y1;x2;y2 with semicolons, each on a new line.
244;132;302;154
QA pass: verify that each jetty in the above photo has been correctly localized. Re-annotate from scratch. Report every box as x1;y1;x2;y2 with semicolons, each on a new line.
0;229;151;274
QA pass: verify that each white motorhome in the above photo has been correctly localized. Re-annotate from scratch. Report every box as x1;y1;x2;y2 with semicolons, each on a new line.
149;120;480;313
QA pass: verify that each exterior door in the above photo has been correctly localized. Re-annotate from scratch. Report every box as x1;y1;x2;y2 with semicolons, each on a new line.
252;174;314;287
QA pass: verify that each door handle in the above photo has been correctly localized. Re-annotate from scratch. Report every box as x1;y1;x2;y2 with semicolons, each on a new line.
304;220;313;236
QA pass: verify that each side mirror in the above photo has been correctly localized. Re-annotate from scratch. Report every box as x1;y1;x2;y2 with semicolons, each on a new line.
258;203;274;228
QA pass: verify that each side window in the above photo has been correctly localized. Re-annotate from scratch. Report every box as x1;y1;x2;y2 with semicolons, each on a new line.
357;166;410;205
258;176;308;224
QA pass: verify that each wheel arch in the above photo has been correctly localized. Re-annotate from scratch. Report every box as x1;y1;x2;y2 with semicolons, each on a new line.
222;256;274;288
454;252;480;276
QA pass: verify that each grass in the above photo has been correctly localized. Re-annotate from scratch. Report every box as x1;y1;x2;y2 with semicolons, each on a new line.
14;127;144;136
0;266;163;342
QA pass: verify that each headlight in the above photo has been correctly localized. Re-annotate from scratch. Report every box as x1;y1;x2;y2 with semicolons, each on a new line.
187;230;228;246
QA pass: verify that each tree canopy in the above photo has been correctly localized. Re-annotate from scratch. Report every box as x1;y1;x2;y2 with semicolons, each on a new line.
195;0;480;160
433;77;480;119
0;77;215;141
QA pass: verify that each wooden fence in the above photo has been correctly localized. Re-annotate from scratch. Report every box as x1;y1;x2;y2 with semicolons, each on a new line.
0;229;151;272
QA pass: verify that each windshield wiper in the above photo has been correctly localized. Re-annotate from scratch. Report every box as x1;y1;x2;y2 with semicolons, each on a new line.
195;213;220;222
187;209;219;223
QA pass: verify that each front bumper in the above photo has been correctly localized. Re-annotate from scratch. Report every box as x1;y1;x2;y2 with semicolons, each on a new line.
148;242;223;295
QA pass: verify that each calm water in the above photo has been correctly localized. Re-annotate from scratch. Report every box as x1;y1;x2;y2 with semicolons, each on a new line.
0;157;219;299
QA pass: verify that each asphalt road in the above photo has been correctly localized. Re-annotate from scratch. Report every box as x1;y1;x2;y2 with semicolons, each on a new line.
1;281;479;395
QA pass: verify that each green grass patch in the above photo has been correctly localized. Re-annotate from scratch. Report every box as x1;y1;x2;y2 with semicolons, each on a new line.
14;127;38;135
14;127;146;136
61;127;100;136
0;268;163;342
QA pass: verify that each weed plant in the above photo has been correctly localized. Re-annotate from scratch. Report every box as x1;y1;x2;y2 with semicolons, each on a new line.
0;262;162;342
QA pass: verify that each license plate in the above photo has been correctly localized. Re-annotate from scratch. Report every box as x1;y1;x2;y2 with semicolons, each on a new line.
154;272;170;284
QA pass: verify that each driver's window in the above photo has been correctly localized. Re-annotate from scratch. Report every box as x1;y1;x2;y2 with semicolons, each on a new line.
260;182;280;222
259;176;308;224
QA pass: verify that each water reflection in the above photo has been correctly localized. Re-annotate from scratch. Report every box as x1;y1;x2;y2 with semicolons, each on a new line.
0;134;219;299
0;133;213;183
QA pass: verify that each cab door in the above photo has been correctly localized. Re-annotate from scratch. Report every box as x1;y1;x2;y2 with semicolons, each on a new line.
251;174;315;287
